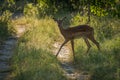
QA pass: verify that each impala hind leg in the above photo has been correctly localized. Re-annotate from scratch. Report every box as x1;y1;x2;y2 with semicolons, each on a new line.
88;36;100;51
84;38;91;53
56;40;69;57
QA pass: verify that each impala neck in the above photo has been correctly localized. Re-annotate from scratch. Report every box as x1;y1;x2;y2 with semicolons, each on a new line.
58;23;65;36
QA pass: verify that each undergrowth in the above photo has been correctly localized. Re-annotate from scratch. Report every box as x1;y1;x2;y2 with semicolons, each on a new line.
11;13;120;80
0;10;16;42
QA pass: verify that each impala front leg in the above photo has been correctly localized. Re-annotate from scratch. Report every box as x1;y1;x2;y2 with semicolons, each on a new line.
56;40;69;57
71;39;75;61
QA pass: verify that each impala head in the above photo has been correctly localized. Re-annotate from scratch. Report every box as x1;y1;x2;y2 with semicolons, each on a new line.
53;17;66;26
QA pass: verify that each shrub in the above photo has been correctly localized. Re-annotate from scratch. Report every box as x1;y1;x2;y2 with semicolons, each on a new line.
0;10;15;40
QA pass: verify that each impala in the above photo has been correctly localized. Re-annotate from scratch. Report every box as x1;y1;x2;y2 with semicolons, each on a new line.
53;17;100;60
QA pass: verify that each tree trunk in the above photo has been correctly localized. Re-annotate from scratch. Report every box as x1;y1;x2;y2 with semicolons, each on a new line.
87;0;90;23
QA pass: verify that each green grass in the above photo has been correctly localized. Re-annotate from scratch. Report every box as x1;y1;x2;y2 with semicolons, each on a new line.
12;46;66;80
74;32;120;80
71;15;120;80
11;13;120;80
11;17;66;80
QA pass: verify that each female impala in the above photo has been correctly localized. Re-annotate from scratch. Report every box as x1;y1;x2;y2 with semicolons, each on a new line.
53;17;100;60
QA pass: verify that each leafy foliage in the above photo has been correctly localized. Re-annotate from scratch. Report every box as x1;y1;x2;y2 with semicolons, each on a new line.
24;3;39;17
0;0;120;18
0;10;15;40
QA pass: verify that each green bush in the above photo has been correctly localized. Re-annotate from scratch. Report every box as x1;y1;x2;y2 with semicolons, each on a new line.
0;10;15;40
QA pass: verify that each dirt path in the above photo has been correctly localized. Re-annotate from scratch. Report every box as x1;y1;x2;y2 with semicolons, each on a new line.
53;42;90;80
0;25;26;80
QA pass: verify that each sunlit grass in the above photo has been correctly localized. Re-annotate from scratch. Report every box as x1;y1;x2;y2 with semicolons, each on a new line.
11;17;67;80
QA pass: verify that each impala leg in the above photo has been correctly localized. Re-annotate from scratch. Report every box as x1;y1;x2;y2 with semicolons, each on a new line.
71;39;75;61
88;36;100;51
84;38;91;53
56;40;68;57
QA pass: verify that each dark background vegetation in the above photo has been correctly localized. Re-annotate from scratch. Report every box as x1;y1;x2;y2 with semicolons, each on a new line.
0;0;120;17
0;0;120;40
